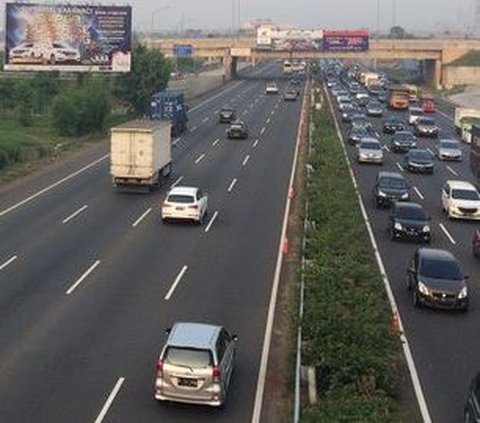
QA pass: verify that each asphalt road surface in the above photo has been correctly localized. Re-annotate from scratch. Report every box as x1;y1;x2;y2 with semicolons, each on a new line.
0;63;304;422
328;81;478;423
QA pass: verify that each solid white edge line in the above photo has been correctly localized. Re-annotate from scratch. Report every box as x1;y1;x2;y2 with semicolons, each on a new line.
0;154;109;218
171;175;184;188
446;165;458;176
227;178;238;192
204;211;219;233
62;204;88;224
195;153;205;164
242;155;250;166
323;85;432;423
132;207;152;228
0;255;18;271
439;223;457;245
253;139;259;148
164;265;188;300
213;138;220;146
251;78;310;423
396;162;404;172
66;260;101;295
94;377;125;423
414;186;425;200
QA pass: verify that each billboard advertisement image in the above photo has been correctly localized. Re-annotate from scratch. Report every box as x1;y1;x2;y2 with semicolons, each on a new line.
322;30;369;52
256;26;323;51
4;3;132;72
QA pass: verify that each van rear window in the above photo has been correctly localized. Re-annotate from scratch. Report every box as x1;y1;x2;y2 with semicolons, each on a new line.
164;347;212;368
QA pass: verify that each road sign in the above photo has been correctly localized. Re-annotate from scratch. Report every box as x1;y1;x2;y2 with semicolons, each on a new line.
173;44;194;57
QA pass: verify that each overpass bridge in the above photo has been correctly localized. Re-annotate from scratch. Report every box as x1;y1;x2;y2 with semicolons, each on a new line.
145;37;480;88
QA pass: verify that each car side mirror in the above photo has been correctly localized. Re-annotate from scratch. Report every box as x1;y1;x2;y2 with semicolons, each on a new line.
165;328;171;335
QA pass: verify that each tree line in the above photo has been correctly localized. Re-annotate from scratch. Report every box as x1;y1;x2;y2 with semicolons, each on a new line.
0;43;171;136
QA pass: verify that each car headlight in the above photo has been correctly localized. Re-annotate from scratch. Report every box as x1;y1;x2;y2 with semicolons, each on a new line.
377;190;387;197
422;225;430;233
401;192;409;199
458;286;468;299
418;281;430;296
394;222;402;230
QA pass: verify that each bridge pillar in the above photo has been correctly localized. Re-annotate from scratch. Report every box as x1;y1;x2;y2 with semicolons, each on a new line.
424;59;442;89
223;55;237;80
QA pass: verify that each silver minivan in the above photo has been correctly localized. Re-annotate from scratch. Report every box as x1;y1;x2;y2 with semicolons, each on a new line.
154;322;237;407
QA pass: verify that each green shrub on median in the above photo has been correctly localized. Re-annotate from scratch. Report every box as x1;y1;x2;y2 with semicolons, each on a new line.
301;89;403;422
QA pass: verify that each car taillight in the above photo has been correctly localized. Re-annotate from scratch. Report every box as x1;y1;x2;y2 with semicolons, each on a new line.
212;365;221;383
156;359;164;376
188;205;198;209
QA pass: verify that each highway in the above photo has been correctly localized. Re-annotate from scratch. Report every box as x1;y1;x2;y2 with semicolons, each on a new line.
327;80;479;423
0;63;304;422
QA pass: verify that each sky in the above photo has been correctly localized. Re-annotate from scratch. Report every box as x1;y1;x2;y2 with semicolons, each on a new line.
129;0;476;33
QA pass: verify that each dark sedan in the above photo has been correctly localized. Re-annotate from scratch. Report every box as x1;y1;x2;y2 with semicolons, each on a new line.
348;126;371;146
414;116;439;138
383;116;406;134
406;248;469;311
341;105;362;123
391;131;417;153
226;120;248;139
219;107;236;123
373;171;410;208
389;202;431;243
403;149;434;174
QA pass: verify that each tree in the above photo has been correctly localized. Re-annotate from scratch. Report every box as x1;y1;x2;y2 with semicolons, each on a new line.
14;80;34;126
115;42;171;115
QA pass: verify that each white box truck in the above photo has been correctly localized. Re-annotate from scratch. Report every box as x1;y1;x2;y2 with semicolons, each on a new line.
110;120;172;190
454;107;480;134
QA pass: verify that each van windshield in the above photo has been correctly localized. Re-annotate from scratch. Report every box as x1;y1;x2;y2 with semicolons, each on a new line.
164;347;213;368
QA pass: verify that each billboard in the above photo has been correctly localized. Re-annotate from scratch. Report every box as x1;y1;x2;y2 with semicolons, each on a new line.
256;26;323;51
173;44;193;57
4;3;132;72
322;30;369;52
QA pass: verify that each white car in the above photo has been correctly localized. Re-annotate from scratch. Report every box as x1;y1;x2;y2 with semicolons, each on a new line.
265;82;279;94
442;180;480;220
161;186;208;224
10;41;80;64
8;42;36;62
435;139;463;161
408;106;424;125
357;138;384;164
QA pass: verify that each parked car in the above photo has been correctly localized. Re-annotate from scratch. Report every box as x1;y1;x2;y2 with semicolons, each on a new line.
391;131;417;153
472;229;480;258
373;171;410;208
414;116;439;138
154;322;237;406
357;138;384;164
435;138;463;161
389;202;431;243
442;180;480;220
348;126;372;146
383;116;406;134
219;107;236;123
464;372;480;422
161;186;208;224
265;81;279;94
366;100;383;117
226;120;249;139
406;248;469;311
408;106;424;125
403;149;434;174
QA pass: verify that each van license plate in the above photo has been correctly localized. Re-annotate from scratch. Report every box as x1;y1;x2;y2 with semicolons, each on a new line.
178;378;197;387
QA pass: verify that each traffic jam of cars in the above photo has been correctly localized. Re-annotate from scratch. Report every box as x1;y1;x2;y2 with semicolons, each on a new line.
323;60;480;419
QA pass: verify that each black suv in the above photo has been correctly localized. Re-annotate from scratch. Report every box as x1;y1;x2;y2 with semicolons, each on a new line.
389;202;431;243
406;248;469;311
219;108;236;124
465;372;480;422
226;120;248;139
373;171;410;208
403;149;434;174
383;116;405;134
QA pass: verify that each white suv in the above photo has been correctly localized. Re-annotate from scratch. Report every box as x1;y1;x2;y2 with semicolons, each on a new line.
441;180;480;220
265;82;278;94
408;106;424;125
161;186;208;224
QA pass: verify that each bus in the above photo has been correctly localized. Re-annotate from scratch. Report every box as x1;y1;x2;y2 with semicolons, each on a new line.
470;124;480;179
387;85;410;110
283;60;292;74
403;84;419;102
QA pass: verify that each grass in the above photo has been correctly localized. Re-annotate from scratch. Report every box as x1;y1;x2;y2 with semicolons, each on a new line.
300;88;404;422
